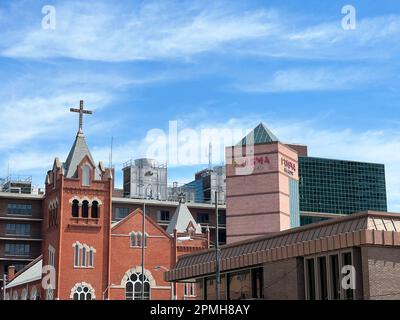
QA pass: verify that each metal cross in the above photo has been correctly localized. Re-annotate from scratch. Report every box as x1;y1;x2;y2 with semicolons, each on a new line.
70;100;93;133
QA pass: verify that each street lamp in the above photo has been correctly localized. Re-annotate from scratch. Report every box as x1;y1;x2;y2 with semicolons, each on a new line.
141;170;154;300
1;274;5;301
214;190;221;301
154;266;176;300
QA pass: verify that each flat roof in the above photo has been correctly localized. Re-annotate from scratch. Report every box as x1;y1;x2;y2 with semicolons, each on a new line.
112;197;226;210
299;155;385;166
0;191;44;200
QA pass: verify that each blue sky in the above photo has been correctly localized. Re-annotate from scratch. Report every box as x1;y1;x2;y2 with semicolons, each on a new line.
0;0;399;210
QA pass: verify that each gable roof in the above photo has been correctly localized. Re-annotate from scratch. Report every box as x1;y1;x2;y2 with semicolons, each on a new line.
64;131;95;178
112;208;172;239
166;202;202;235
237;123;279;146
6;255;43;289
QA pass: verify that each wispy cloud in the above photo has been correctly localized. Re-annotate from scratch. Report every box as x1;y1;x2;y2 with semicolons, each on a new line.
236;67;382;93
0;92;111;150
3;111;399;212
2;1;399;62
1;1;277;62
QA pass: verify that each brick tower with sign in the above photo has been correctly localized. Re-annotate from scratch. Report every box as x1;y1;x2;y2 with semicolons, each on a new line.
225;123;300;244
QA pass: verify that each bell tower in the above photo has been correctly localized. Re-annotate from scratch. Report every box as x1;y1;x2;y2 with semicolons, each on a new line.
42;101;113;300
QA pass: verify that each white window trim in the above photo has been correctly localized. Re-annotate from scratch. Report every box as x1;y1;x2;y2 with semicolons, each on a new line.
304;249;354;301
130;231;149;248
73;242;82;268
48;245;56;267
82;164;91;186
70;282;96;300
73;242;95;269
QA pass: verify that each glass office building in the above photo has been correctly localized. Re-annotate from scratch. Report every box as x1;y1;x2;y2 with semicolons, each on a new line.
299;156;387;225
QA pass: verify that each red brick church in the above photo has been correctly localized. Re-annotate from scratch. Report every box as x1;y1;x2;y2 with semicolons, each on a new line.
3;102;208;300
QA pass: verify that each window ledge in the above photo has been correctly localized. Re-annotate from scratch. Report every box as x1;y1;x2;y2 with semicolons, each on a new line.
69;217;100;227
68;218;101;228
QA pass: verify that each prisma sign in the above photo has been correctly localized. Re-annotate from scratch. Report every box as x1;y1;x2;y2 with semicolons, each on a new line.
233;155;271;171
281;157;296;176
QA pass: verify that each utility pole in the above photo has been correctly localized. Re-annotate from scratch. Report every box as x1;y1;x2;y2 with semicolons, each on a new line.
141;182;153;300
215;190;221;300
141;200;146;300
2;274;6;300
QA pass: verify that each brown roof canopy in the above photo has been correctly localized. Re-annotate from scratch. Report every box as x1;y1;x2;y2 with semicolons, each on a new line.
165;211;400;282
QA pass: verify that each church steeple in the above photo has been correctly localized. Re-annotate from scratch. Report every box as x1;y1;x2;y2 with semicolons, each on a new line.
64;133;96;178
64;100;96;178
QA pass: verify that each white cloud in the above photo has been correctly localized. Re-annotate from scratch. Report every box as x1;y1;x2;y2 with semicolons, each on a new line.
0;92;112;150
236;67;379;93
273;122;400;212
3;114;399;212
1;1;277;62
2;1;399;62
144;115;400;212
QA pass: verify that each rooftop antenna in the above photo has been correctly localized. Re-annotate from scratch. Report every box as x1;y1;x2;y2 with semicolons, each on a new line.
208;141;212;171
109;136;114;169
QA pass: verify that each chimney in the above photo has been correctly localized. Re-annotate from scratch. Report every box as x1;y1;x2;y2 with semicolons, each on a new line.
7;265;16;282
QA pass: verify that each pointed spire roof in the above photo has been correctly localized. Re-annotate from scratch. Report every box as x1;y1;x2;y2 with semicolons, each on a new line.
237;123;279;146
64;131;96;178
166;202;202;235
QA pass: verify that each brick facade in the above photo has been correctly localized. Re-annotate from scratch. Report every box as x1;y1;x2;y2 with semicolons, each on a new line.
263;257;305;300
361;246;400;300
226;142;299;243
2;126;209;300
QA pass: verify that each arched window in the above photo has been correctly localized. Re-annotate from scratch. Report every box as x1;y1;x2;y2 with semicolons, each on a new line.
49;206;57;228
48;206;52;228
82;200;89;218
72;283;95;300
130;232;136;247
82;165;90;186
82;246;87;267
136;232;142;248
54;206;58;226
74;243;80;267
13;291;19;300
91;201;99;219
88;248;95;268
72;200;79;218
144;233;149;247
125;272;151;300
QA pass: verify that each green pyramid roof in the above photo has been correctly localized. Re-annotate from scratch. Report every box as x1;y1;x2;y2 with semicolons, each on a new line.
237;123;279;146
